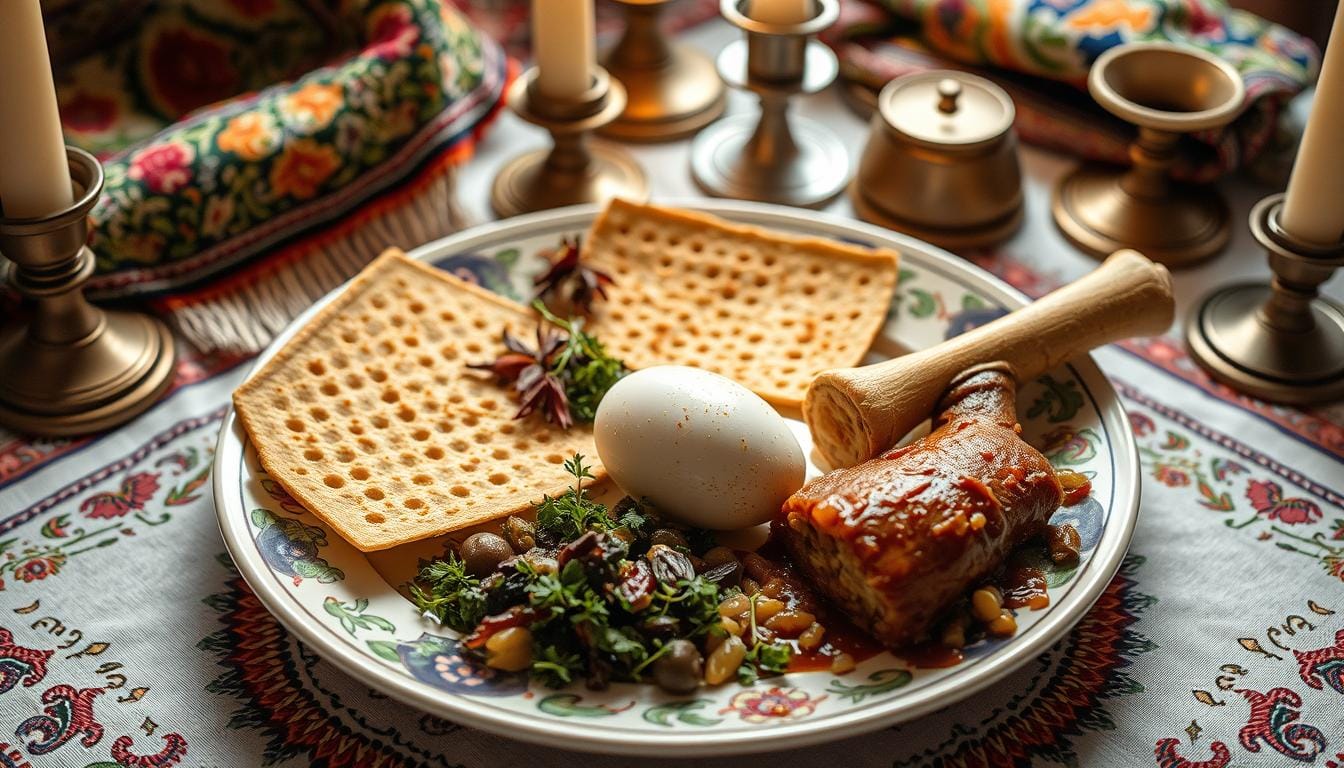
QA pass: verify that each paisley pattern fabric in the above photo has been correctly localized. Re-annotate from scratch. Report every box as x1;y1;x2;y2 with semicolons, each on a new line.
41;0;509;352
832;0;1319;180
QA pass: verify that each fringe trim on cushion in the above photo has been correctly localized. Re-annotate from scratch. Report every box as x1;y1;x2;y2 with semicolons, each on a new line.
165;167;463;355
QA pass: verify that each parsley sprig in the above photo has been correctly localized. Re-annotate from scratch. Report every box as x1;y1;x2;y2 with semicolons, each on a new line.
738;593;794;684
409;455;790;691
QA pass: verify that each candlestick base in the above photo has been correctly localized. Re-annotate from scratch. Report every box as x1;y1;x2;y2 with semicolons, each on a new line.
490;68;648;219
691;113;848;208
1050;42;1243;268
490;144;648;220
0;148;175;436
599;0;725;142
1053;164;1231;267
1185;194;1344;405
0;311;175;435
690;3;846;209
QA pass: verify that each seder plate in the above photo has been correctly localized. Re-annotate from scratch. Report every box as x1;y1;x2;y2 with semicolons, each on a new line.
212;200;1139;756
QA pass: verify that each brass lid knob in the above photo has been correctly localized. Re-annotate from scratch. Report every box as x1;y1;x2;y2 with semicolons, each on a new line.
878;70;1014;150
936;78;961;114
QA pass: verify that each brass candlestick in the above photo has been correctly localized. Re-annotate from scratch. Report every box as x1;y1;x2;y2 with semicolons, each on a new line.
1052;42;1245;267
490;67;648;219
0;147;175;435
1186;194;1344;403
689;0;848;208
598;0;726;142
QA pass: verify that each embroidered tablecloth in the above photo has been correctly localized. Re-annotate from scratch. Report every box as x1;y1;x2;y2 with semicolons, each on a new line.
2;18;1343;768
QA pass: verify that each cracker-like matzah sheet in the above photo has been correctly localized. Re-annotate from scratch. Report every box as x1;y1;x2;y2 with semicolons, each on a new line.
583;200;900;407
233;250;600;552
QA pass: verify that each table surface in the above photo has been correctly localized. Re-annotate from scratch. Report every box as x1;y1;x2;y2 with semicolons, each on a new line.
0;18;1342;768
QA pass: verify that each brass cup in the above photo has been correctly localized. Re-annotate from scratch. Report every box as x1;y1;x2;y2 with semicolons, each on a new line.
1052;42;1245;267
490;67;649;219
852;73;1023;250
0;147;175;435
598;0;726;142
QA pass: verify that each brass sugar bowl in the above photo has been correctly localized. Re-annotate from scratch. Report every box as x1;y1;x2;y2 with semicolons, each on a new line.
851;71;1022;250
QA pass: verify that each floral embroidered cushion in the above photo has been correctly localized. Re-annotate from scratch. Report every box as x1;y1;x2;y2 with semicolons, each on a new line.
42;0;509;352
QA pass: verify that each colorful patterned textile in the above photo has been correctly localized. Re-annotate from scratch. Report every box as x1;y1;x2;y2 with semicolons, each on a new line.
0;242;1341;767
43;0;510;352
1;13;1342;768
830;0;1320;181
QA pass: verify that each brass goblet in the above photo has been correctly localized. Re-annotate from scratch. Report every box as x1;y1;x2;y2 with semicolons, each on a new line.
598;0;726;142
1052;42;1245;267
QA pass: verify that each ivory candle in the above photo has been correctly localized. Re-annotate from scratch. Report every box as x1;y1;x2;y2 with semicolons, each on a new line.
747;0;812;24
531;0;596;100
0;0;73;219
1280;1;1344;246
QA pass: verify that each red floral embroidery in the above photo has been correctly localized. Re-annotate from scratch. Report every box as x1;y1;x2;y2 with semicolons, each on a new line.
128;144;195;195
1236;687;1326;761
1294;628;1344;694
15;684;105;755
366;4;420;60
145;26;239;115
1129;412;1155;437
110;732;189;767
1153;738;1231;768
60;92;119;133
0;742;31;768
80;472;161;519
0;627;53;693
1246;479;1322;525
1154;466;1190;487
224;0;276;17
1184;0;1225;37
14;555;64;583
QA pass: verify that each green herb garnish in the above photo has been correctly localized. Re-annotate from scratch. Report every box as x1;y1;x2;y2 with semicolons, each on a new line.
468;303;625;428
409;556;487;633
534;454;610;543
409;454;792;691
737;593;794;684
533;301;625;423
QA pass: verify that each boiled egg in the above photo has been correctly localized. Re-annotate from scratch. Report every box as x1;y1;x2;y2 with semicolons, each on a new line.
593;366;805;530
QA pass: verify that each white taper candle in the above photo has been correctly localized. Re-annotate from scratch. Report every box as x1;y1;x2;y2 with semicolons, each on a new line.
531;0;596;100
0;0;73;219
1280;1;1344;246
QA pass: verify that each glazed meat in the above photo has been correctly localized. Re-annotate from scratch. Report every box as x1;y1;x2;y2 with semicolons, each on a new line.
781;369;1062;646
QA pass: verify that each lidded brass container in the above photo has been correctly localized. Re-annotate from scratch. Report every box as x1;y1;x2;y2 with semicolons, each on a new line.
851;71;1022;250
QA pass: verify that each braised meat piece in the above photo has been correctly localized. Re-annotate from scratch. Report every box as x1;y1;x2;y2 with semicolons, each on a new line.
780;369;1062;646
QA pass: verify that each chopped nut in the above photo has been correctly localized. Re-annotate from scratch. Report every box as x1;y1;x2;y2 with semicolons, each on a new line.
763;609;816;637
987;610;1017;637
718;593;750;618
797;623;826;651
704;636;747;685
970;586;1003;623
753;598;786;622
830;652;856;674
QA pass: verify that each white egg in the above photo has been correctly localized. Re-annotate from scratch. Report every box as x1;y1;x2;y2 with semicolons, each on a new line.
593;366;805;530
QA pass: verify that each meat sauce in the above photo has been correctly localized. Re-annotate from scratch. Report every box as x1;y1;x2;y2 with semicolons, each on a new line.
746;519;1077;671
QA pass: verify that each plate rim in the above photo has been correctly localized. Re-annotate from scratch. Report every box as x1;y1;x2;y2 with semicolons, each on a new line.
212;198;1140;756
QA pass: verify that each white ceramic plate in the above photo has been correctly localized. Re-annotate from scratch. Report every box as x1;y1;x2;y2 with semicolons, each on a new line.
213;200;1138;756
